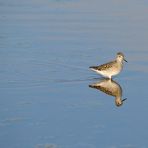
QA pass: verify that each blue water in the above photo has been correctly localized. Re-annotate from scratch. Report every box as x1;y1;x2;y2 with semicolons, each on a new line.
1;0;148;148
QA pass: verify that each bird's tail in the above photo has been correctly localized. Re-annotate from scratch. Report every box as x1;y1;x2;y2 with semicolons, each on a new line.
89;66;98;70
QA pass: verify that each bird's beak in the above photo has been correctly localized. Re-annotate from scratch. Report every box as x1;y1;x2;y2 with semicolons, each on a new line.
122;98;127;102
124;59;128;62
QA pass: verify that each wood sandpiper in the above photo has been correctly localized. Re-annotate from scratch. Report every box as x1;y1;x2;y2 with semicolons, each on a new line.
89;52;127;79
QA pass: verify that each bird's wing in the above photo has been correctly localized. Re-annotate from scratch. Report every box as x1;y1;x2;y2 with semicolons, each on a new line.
90;61;116;71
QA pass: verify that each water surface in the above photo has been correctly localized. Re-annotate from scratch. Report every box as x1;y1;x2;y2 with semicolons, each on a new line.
1;0;148;148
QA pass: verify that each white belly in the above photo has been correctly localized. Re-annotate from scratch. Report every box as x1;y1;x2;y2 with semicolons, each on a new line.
97;67;122;78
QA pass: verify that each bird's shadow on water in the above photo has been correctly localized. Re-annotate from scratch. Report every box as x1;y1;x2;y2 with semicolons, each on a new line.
89;78;127;107
55;76;127;107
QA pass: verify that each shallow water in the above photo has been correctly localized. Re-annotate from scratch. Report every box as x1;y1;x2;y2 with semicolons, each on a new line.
1;0;148;148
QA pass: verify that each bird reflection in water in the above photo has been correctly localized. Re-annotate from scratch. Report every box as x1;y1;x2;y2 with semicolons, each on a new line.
89;78;127;107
